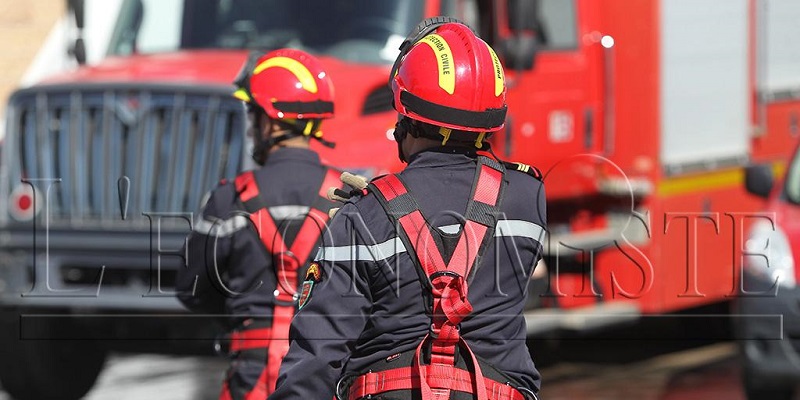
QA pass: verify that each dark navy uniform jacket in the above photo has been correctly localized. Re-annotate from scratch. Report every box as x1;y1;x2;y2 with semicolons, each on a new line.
177;147;335;326
269;148;547;399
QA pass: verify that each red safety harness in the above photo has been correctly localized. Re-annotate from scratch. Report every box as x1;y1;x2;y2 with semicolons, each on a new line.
347;156;530;400
221;168;341;399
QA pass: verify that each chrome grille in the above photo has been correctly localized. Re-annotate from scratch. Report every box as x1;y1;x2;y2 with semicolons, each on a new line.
2;84;246;225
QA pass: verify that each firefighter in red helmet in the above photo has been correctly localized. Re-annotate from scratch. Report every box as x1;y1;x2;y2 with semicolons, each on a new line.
269;18;546;400
177;48;344;400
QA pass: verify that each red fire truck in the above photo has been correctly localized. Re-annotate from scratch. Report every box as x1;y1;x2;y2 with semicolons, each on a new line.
0;0;798;399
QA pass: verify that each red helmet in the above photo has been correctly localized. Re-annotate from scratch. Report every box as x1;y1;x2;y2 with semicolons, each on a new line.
390;18;507;134
234;48;334;121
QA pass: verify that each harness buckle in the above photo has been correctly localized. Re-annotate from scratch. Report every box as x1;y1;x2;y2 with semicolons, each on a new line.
273;289;299;307
516;385;540;400
429;322;462;338
429;323;439;338
213;333;230;357
429;270;461;280
335;371;373;400
334;374;353;400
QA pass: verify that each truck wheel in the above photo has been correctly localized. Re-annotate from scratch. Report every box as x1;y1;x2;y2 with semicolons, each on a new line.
0;314;107;400
743;373;795;400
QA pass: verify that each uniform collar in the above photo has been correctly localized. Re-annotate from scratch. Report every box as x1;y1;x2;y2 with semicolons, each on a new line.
405;147;479;169
264;147;321;165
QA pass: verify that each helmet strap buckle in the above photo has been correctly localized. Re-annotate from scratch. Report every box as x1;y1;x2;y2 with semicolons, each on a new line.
474;132;486;149
439;127;452;146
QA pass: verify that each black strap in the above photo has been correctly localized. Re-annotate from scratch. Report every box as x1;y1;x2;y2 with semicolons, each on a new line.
465;156;507;281
400;91;507;130
272;100;334;115
368;175;434;302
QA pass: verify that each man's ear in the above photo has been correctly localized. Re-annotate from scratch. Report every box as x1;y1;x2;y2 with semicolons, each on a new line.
258;113;272;139
406;118;421;138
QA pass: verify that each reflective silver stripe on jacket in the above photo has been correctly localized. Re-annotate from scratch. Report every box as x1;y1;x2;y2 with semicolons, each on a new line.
193;215;250;237
269;205;310;220
194;205;312;237
315;237;406;262
315;220;546;262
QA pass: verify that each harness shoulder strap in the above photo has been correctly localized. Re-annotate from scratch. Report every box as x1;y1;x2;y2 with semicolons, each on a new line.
368;156;507;279
232;168;342;396
285;169;342;276
365;156;507;400
234;170;283;258
234;170;265;213
233;168;341;256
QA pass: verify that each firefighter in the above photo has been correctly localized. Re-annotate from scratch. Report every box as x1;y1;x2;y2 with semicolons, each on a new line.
269;18;546;400
176;48;343;400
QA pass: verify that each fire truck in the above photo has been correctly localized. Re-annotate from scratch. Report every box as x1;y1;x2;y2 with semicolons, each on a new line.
1;0;798;399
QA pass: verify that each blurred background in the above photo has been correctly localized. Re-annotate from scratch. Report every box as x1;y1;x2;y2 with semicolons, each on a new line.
0;0;799;399
0;1;64;118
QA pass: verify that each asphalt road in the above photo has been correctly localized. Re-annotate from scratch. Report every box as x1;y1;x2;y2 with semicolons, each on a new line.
81;354;226;400
540;342;749;400
1;340;798;399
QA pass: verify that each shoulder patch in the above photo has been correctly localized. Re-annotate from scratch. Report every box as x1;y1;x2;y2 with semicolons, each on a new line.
298;280;314;310
305;262;322;282
298;263;323;310
503;161;543;181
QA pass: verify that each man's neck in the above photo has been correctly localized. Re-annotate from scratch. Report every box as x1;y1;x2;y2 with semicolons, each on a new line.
404;136;477;160
270;136;310;151
403;136;442;157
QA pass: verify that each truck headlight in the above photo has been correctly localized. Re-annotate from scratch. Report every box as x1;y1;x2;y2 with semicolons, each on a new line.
744;220;796;289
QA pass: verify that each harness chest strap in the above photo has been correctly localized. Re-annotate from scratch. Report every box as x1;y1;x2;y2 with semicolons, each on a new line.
362;156;509;400
233;168;341;395
347;366;527;400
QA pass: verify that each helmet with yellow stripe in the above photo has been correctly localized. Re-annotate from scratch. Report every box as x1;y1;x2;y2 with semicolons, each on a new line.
235;48;334;121
390;18;507;144
233;49;336;164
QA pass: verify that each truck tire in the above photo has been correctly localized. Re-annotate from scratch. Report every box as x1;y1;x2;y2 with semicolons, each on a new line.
0;311;107;400
742;373;795;400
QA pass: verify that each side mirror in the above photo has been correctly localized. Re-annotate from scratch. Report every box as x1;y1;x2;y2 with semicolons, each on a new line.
67;0;86;64
507;0;540;32
502;0;539;71
68;0;85;29
70;38;87;65
500;35;537;71
744;164;774;198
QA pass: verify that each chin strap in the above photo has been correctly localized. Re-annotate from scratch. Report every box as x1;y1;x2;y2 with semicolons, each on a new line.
393;117;495;164
393;117;414;163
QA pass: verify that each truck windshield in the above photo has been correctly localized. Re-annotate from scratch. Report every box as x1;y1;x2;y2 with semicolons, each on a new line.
107;0;424;64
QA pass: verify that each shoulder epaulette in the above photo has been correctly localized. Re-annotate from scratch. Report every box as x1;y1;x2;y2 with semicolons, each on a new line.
503;161;543;181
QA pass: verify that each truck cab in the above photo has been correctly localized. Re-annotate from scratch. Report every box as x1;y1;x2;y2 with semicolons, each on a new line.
736;141;800;400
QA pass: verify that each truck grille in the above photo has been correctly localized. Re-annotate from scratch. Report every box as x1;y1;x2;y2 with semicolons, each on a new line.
1;84;246;225
362;86;393;115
